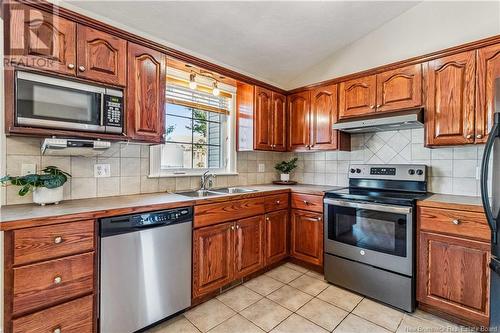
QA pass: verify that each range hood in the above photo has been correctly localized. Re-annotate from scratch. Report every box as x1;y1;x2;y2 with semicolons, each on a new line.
41;138;111;156
333;108;424;133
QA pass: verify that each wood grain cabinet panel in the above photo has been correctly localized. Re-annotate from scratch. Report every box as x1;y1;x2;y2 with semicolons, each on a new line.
12;252;94;316
234;216;264;278
192;222;234;298
376;64;422;113
127;42;166;143
291;193;323;213
425;51;476;146
417;232;490;327
264;193;289;213
288;91;311;151
339;75;376;119
476;43;500;144
13;220;94;266
12;295;93;333
290;210;323;266
265;210;288;265
76;25;126;86
194;197;265;228
310;84;339;150
8;5;76;75
254;86;273;150
272;92;287;151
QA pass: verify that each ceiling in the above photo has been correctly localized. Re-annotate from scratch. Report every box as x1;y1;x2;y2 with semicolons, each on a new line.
66;1;420;89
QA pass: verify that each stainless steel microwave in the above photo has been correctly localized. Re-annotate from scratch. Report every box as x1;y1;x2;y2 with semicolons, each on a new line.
15;71;124;134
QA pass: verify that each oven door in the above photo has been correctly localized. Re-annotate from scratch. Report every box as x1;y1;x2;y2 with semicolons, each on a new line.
324;198;413;276
16;71;106;132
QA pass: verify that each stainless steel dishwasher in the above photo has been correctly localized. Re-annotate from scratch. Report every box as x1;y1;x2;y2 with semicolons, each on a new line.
99;207;192;333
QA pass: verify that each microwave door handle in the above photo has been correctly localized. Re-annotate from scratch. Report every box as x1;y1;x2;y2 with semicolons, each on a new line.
324;199;412;214
100;93;105;126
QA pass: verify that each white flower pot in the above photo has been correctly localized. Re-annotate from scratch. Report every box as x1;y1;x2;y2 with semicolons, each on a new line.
280;173;290;182
33;187;64;206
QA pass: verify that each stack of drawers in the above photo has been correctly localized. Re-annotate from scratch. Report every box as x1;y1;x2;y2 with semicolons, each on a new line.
5;220;96;333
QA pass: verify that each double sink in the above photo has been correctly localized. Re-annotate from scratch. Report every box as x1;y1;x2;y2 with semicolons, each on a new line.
177;187;257;198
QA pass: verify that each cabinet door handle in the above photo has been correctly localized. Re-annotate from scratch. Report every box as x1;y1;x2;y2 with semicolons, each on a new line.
317;217;322;221
230;225;235;230
370;105;375;109
476;134;483;139
67;63;75;69
54;236;63;244
276;200;280;204
53;328;61;333
54;276;62;284
78;65;86;72
236;225;240;229
266;217;270;222
452;219;460;225
466;134;473;139
376;104;381;108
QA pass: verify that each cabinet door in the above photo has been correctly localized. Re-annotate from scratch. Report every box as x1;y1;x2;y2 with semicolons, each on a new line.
290;210;323;266
339;75;376;119
310;84;338;150
234;216;264;278
265;210;288;265
127;43;166;143
254;86;273;150
476;43;500;144
8;5;76;75
76;25;126;86
288;91;311;151
376;64;422;113
272;92;287;151
193;222;234;298
417;232;490;327
425;51;476;146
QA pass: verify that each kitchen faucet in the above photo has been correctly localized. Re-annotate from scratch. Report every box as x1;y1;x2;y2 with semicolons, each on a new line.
200;170;216;191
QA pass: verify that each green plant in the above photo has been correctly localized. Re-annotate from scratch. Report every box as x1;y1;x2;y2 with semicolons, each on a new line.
275;157;298;174
0;166;71;196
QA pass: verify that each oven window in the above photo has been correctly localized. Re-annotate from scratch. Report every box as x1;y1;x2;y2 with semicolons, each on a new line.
16;79;101;124
327;205;407;257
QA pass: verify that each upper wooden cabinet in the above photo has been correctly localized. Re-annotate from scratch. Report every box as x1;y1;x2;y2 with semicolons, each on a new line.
376;64;422;113
425;51;476;146
310;84;340;150
8;5;77;76
76;26;127;86
272;92;287;151
126;43;166;143
288;91;311;151
253;87;286;151
339;75;377;118
476;43;500;144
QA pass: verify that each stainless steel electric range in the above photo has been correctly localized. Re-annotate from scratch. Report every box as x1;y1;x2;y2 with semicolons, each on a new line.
323;164;429;312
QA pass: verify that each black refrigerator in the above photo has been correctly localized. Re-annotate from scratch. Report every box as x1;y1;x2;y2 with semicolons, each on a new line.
481;78;500;329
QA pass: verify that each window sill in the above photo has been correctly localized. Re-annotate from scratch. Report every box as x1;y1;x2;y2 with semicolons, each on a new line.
148;172;239;178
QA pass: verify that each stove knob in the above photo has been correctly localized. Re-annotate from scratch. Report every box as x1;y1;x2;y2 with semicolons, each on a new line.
350;168;356;173
408;169;415;175
356;168;361;173
416;169;424;176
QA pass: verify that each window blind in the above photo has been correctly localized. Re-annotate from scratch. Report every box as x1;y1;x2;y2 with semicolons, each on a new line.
166;84;231;115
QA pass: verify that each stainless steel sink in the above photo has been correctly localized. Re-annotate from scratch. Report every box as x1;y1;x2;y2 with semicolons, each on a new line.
176;190;222;198
211;187;257;194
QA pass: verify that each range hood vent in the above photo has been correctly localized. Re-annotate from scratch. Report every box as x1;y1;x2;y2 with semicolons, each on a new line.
333;108;424;133
41;138;111;156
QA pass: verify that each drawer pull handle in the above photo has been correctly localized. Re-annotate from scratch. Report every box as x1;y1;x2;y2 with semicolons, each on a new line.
303;200;309;205
317;217;322;221
452;219;461;225
67;63;75;69
476;134;483;139
54;236;63;244
54;276;63;284
78;65;86;72
266;217;270;222
53;328;61;333
276;200;280;204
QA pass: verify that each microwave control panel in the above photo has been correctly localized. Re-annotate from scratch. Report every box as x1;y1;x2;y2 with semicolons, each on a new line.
104;94;123;128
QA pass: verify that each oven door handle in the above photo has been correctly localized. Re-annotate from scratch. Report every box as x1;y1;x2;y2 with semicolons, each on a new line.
324;199;412;214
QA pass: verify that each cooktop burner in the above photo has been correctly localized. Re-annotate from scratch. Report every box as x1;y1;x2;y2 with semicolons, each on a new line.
324;187;430;206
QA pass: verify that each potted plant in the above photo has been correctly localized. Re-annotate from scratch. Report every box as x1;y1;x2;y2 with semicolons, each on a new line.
1;166;71;205
275;157;298;182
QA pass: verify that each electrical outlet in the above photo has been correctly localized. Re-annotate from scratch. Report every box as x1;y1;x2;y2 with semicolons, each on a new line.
94;164;111;178
258;163;265;173
21;163;36;175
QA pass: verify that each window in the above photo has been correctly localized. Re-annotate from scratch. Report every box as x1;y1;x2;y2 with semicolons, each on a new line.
149;79;236;177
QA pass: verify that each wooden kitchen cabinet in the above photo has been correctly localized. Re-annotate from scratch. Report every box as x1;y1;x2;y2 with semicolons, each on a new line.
192;222;234;298
127;43;166;143
310;85;340;150
253;87;286;151
288;91;311;151
76;25;127;86
272;92;287;151
425;51;476;146
234;215;265;278
339;75;377;119
265;210;288;265
375;64;422;113
417;231;490;327
290;209;323;267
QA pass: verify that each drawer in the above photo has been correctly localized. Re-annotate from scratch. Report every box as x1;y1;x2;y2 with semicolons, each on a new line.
418;207;490;242
194;197;265;228
13;220;95;266
291;193;323;213
12;295;93;333
13;252;94;315
264;193;289;212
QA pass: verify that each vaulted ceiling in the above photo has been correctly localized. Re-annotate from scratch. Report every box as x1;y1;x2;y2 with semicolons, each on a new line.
65;1;420;89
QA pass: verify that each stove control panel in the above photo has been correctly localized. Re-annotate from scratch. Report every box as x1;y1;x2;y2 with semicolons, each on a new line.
348;164;427;181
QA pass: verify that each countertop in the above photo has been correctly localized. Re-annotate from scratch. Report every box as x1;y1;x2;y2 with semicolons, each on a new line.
0;184;340;230
417;194;485;213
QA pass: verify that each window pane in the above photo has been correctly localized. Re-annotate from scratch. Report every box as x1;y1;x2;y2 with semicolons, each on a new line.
192;118;208;144
207;121;222;146
193;144;208;169
161;143;192;169
166;103;192;118
166;115;192;143
192;109;208;121
207;145;221;169
208;112;223;123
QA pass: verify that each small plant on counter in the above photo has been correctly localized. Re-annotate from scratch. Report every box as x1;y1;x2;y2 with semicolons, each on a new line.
275;157;298;182
0;166;71;205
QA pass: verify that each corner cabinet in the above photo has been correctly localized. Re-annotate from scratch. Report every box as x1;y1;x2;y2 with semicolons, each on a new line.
253;87;286;151
126;43;166;143
288;91;311;151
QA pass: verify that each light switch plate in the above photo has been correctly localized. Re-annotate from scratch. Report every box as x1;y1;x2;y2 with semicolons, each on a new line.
94;164;111;178
258;163;265;173
21;163;36;175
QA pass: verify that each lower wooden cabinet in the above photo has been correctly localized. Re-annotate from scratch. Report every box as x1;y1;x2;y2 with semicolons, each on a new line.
265;210;288;265
290;209;323;266
417;231;490;327
235;216;265;279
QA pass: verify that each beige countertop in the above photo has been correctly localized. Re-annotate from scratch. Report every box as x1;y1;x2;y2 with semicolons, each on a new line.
0;184;340;230
417;193;485;213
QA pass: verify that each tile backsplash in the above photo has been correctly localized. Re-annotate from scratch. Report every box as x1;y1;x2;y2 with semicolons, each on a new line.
1;128;484;205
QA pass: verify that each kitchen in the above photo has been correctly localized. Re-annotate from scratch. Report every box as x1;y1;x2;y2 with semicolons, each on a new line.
0;1;499;332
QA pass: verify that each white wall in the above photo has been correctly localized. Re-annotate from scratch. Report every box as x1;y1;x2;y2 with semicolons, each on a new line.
287;1;500;89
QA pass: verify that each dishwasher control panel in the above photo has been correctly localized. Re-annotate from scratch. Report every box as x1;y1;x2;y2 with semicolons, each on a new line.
131;208;191;227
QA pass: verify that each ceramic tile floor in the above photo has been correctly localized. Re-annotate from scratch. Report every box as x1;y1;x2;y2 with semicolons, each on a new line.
146;263;468;333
